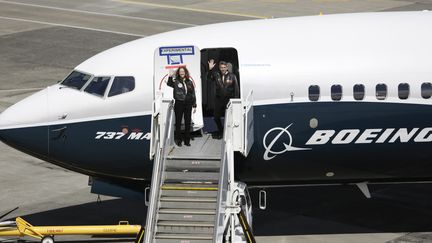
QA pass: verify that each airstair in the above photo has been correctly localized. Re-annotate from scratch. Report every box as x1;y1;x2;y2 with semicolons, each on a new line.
142;91;255;243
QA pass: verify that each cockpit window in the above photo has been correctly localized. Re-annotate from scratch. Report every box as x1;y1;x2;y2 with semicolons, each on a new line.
62;71;91;90
108;77;135;97
84;77;111;97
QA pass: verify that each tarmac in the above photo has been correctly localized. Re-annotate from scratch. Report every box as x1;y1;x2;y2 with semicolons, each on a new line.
1;0;432;242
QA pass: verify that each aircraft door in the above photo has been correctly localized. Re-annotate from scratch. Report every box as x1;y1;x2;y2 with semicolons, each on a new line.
150;45;203;159
153;46;204;129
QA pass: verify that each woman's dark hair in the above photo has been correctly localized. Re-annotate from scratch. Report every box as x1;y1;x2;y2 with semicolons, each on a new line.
176;66;190;80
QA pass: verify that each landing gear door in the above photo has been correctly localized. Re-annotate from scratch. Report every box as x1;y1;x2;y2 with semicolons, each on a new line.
153;45;204;131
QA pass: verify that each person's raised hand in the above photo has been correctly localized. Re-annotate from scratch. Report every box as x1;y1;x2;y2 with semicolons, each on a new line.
169;68;177;77
208;59;216;70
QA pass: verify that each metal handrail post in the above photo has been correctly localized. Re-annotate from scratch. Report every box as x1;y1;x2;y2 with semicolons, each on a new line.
143;99;174;243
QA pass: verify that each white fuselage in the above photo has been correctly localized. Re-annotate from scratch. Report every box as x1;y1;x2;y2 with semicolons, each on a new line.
0;11;431;186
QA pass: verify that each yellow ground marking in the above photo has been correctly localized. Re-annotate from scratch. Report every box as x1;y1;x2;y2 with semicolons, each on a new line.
116;0;270;19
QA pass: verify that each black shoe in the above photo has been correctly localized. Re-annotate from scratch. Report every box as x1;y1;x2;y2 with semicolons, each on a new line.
212;134;222;140
175;140;182;147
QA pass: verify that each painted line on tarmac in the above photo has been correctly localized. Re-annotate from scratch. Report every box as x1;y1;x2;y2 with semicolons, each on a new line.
117;0;270;19
0;16;145;37
0;0;196;27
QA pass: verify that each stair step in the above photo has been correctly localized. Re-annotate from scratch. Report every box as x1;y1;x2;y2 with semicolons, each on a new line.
165;159;220;172
164;172;219;183
158;221;214;227
158;212;215;222
158;209;215;215
155;233;213;240
156;225;213;234
161;183;218;191
160;197;216;203
154;239;212;243
166;154;221;160
161;189;218;197
160;201;216;209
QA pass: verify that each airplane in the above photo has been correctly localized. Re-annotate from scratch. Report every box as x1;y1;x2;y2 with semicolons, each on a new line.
0;11;432;202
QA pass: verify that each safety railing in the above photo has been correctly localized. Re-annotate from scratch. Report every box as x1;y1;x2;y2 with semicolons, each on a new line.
243;90;254;156
223;90;254;157
143;99;175;243
227;99;242;152
149;96;162;160
213;96;256;243
213;100;238;243
238;208;256;243
213;138;231;242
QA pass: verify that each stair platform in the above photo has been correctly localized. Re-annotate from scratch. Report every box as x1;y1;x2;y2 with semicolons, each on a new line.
167;134;222;160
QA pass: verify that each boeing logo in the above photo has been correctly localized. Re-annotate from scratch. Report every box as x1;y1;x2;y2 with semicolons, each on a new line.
263;123;311;161
306;127;432;145
263;125;432;160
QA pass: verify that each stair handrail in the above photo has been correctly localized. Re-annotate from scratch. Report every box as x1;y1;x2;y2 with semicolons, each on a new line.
144;98;175;243
214;96;256;242
213;100;237;242
237;208;256;243
149;95;163;160
213;137;231;242
242;90;254;156
244;90;254;109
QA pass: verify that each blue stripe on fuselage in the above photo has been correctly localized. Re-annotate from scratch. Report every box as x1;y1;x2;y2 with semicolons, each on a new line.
1;101;432;186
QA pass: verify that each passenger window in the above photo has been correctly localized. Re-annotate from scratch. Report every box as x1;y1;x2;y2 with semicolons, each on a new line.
421;82;432;99
62;71;91;90
376;84;387;100
331;85;342;101
398;83;409;100
353;84;365;100
84;77;111;97
108;76;135;97
308;85;320;101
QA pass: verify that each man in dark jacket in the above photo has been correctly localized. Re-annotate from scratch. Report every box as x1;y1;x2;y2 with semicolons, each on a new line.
208;60;240;139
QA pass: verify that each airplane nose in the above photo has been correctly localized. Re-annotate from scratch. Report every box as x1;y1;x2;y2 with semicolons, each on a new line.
0;88;49;128
0;88;49;157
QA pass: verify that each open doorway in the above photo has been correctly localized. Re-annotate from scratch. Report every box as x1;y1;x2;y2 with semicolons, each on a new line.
153;45;204;133
200;48;240;134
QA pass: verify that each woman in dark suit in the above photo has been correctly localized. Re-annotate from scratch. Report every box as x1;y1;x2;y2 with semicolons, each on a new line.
167;67;197;146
